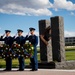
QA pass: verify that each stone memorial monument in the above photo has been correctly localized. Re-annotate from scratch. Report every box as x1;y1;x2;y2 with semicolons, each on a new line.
51;16;65;62
39;20;52;62
38;16;75;69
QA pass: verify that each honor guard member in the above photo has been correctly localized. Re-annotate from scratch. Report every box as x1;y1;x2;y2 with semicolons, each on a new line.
0;30;13;71
26;28;38;71
14;29;25;71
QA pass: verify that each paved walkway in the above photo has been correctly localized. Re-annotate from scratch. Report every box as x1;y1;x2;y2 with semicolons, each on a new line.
0;69;75;75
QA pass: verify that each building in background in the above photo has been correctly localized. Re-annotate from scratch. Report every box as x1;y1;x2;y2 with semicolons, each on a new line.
65;37;75;46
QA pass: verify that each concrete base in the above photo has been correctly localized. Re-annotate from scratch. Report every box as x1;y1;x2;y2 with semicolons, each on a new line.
38;62;55;69
55;61;75;69
36;61;75;69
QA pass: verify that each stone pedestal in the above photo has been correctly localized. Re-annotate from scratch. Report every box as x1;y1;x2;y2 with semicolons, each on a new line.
55;61;75;69
39;20;52;62
51;16;65;62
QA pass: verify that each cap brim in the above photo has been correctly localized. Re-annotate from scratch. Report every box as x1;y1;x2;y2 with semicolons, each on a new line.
5;30;11;33
29;28;35;31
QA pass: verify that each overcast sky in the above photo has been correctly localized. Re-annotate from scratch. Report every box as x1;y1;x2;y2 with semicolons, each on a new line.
0;0;75;37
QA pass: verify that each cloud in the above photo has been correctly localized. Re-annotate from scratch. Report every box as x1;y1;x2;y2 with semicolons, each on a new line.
0;0;75;16
53;0;75;11
64;31;75;37
0;0;53;16
54;8;58;11
70;12;75;16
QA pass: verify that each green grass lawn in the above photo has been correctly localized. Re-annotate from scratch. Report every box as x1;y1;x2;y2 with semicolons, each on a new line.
0;58;30;68
0;47;75;68
66;51;75;60
65;47;75;60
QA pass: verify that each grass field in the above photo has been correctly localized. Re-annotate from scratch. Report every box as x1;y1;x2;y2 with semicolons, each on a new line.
65;47;75;60
0;47;75;68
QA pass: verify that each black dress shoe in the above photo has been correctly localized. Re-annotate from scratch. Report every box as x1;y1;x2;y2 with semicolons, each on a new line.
30;69;34;71
30;69;38;71
34;69;38;71
17;69;24;71
3;69;7;71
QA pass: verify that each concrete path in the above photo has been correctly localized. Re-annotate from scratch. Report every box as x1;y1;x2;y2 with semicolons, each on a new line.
0;69;75;75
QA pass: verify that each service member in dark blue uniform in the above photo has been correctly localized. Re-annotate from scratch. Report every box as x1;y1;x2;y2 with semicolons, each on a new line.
0;30;13;71
26;28;38;71
14;29;25;71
